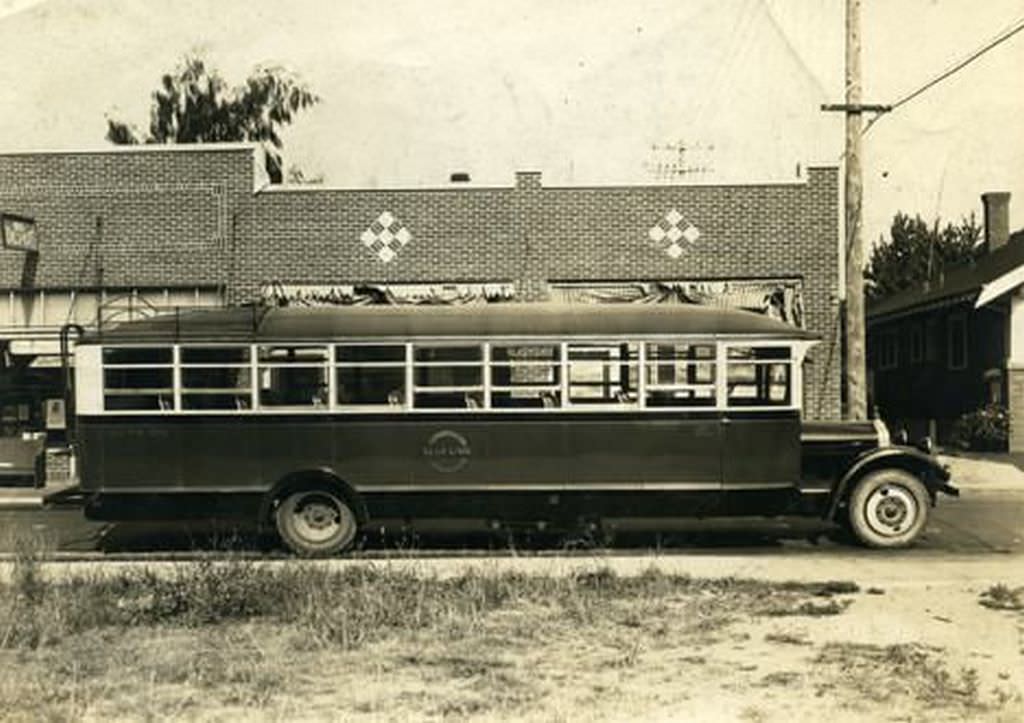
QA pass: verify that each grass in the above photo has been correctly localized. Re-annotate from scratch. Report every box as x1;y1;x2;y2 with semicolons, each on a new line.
0;537;870;719
813;642;988;714
0;554;856;652
1;539;1020;721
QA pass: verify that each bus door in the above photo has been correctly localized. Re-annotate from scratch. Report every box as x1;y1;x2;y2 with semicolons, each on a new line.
564;341;722;517
720;345;801;509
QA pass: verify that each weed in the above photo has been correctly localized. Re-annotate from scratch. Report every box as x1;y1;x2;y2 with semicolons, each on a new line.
764;632;811;646
815;642;987;712
762;598;851;617
0;532;52;648
0;561;859;657
980;584;1024;612
757;671;801;687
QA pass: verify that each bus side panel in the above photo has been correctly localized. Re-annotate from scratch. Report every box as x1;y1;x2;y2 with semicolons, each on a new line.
721;411;801;487
259;419;338;485
79;418;183;490
329;413;722;519
322;417;413;486
408;418;569;488
721;411;802;515
183;418;264;488
565;414;721;487
317;416;568;490
480;420;568;485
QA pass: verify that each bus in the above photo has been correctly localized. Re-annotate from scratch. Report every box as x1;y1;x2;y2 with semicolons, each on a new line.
53;302;957;555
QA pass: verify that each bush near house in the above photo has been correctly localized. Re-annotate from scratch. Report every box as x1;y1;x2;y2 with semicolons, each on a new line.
951;405;1009;452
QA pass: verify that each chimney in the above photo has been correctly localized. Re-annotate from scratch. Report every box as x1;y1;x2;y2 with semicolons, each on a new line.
982;192;1011;251
450;172;471;183
515;171;542;190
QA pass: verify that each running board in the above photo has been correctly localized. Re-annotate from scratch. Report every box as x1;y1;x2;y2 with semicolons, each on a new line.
43;485;90;507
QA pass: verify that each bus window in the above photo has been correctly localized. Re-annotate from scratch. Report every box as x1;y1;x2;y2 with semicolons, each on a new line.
567;342;639;406
336;344;407;407
180;346;252;410
726;346;792;407
490;343;562;408
413;344;484;409
102;346;173;411
258;345;329;408
644;342;716;408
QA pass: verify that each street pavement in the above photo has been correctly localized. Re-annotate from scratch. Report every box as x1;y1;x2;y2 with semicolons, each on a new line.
0;475;1020;560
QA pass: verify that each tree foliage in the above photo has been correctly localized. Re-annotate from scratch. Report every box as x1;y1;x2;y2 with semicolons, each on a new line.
865;213;982;302
106;55;319;183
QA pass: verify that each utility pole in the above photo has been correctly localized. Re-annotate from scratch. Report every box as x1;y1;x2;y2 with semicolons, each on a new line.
822;0;889;420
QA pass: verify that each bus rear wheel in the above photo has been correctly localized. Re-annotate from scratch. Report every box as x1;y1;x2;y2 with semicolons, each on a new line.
847;469;929;549
275;489;358;557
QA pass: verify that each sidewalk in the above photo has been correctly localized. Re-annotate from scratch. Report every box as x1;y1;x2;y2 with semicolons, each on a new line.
0;481;75;509
940;451;1024;491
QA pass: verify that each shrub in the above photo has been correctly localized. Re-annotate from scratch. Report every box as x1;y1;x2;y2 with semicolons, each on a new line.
951;405;1008;452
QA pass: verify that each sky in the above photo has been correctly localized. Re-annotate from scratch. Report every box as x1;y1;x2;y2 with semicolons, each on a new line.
1;0;1022;248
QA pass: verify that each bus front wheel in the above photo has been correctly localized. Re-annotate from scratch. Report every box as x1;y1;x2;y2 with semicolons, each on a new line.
275;489;358;557
847;469;929;549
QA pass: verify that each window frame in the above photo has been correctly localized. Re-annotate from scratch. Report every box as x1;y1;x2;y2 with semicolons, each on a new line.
89;336;809;415
908;324;924;365
488;341;563;410
642;341;718;410
947;313;968;371
722;344;794;410
178;345;255;411
256;344;332;410
411;342;486;411
878;330;899;371
334;342;409;410
565;340;641;409
101;345;175;413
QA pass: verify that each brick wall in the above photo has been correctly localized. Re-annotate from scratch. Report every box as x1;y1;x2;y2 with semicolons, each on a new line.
1009;366;1024;452
0;146;256;290
1;145;841;419
249;167;841;418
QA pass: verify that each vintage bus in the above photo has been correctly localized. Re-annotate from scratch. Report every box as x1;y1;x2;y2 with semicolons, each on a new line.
53;303;957;555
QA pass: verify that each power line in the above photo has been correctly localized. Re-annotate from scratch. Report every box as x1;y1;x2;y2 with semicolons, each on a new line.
863;13;1024;135
893;13;1024;109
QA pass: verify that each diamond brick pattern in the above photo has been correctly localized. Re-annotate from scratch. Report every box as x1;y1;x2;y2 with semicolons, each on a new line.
648;208;701;259
361;211;412;263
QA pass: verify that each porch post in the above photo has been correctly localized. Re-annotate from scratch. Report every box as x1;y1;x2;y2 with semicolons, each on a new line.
1007;290;1024;452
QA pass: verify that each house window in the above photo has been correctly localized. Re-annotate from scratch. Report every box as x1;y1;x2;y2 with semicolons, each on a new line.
925;318;940;363
908;324;924;364
878;331;898;371
948;314;968;371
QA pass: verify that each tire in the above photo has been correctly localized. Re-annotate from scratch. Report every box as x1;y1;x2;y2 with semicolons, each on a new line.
847;469;930;549
274;488;358;557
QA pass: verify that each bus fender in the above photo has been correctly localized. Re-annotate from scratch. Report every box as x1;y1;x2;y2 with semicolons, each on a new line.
259;468;369;529
825;447;954;521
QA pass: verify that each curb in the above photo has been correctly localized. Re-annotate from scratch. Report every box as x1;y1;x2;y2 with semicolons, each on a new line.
0;497;43;510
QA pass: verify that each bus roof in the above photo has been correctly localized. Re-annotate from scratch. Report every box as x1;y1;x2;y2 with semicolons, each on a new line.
86;303;820;343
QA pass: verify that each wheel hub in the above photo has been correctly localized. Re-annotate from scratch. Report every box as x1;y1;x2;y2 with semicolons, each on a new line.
864;483;917;537
290;495;346;543
301;502;339;531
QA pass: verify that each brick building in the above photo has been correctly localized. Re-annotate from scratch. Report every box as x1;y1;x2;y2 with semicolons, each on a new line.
1;143;841;445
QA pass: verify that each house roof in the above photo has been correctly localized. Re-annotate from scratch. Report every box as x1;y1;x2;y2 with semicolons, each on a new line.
867;229;1024;322
86;302;820;344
